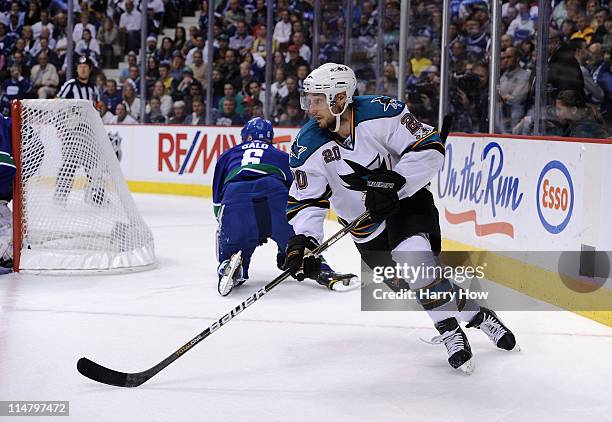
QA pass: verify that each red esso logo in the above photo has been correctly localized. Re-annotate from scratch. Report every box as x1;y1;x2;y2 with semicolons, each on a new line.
541;176;570;211
536;161;574;234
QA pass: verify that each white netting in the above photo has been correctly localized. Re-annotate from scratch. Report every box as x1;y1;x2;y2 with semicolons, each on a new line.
16;99;155;271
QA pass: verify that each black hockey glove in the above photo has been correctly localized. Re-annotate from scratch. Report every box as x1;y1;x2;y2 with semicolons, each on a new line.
365;170;406;222
284;234;321;281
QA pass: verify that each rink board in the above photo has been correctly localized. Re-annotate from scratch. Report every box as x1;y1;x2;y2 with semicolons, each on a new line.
104;124;612;326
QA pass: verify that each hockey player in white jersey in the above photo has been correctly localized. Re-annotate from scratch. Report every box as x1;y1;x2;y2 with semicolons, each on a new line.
284;63;517;373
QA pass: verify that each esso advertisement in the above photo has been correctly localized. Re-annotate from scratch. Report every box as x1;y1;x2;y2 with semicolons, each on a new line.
536;160;574;234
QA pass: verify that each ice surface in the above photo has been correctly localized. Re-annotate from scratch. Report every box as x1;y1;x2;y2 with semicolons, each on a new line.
1;194;611;422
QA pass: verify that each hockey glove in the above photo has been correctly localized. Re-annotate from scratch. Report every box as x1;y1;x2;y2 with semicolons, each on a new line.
284;234;321;281
365;170;406;222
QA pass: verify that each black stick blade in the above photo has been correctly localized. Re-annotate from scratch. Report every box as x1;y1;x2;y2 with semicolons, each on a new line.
440;114;454;142
77;357;132;387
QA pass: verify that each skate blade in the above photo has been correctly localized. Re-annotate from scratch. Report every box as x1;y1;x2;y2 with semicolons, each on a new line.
330;275;360;292
218;275;234;296
218;252;242;296
458;358;475;375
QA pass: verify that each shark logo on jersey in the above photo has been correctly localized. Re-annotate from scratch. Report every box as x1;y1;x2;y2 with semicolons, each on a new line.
371;96;401;112
290;135;308;160
339;154;389;192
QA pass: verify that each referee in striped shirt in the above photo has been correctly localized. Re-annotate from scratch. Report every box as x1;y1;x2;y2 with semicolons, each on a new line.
54;55;105;205
57;55;98;102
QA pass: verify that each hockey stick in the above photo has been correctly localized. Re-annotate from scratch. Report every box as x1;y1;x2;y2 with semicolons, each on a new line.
440;114;453;142
77;211;371;387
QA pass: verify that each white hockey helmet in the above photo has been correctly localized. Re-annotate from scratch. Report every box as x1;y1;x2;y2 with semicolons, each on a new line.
301;63;357;132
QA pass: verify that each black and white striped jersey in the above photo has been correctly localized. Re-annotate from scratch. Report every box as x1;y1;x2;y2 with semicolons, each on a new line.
57;78;99;103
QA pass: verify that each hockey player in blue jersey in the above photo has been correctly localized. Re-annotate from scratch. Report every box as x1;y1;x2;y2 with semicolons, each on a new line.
213;117;355;296
284;63;517;373
0;114;15;272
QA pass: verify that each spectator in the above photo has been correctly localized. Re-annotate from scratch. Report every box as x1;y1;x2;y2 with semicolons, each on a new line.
32;9;54;39
273;9;292;49
150;80;173;118
229;20;254;54
75;28;100;66
173;26;187;52
555;89;609;137
170;51;186;82
127;65;141;93
573;14;595;44
122;79;141;121
214;96;244;126
591;8;609;44
101;79;123;114
219;82;244;114
462;18;489;60
560;19;578;43
30;51;59;98
291;31;311;64
168;100;187;124
184;96;206;124
285;44;308;76
499;47;531;132
211;66;225;107
224;0;247;30
501;34;514;50
191;50;207;87
449;40;468;74
145;34;158;60
1;64;31;114
279;75;300;110
72;12;96;43
278;98;307;126
235;61;254;95
246;79;265;104
176;67;197;98
251;0;267;27
110;102;138;124
506;2;535;41
548;30;584;101
158;62;176;96
571;37;604;103
252;24;274;60
119;0;141;54
31;34;59;66
119;51;138;83
24;2;39;27
145;97;167;123
97;16;120;68
145;55;160;89
98;100;115;124
221;49;240;84
410;44;432;78
588;42;612;122
381;63;398;97
157;36;175;63
186;34;204;65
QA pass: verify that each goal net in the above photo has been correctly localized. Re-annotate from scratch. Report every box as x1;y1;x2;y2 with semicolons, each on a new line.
11;99;155;272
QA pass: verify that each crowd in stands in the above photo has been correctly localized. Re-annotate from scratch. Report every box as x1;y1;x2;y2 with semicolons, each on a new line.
395;0;610;137
0;0;610;137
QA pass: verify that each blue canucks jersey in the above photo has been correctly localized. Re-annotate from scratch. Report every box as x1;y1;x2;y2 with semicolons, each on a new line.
212;141;293;217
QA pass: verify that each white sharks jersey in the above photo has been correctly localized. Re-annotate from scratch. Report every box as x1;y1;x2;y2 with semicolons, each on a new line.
287;95;445;243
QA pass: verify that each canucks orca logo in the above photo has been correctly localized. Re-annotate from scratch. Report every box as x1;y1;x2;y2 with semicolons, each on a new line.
339;154;388;192
371;96;401;112
107;131;123;161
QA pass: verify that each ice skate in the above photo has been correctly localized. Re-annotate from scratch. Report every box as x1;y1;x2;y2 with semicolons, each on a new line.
315;270;359;291
467;307;518;351
217;251;245;296
425;317;474;374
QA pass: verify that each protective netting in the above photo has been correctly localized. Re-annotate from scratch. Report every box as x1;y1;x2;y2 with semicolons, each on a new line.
16;99;155;271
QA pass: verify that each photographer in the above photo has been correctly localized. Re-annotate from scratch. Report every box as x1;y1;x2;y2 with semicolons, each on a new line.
449;62;489;132
405;65;439;125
